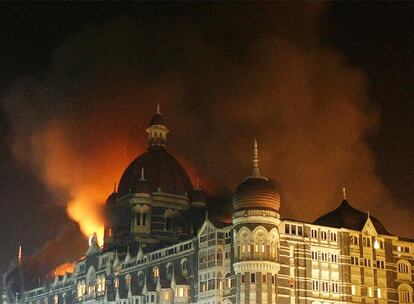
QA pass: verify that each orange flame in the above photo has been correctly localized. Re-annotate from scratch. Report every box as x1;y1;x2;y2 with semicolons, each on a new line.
53;262;74;276
31;119;143;247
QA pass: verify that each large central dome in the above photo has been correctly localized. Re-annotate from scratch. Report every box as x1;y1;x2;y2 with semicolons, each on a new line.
117;147;192;196
117;106;192;196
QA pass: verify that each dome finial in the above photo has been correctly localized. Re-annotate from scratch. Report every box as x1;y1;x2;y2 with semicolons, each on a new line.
342;187;346;200
196;177;200;189
156;103;161;114
140;167;145;181
252;139;261;177
18;245;22;264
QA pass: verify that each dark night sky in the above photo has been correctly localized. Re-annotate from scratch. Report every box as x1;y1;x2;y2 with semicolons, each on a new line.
0;3;413;278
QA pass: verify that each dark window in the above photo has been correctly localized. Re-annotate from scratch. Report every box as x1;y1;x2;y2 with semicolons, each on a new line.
250;273;256;283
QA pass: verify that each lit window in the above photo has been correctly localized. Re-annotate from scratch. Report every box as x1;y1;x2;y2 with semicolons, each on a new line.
363;237;371;247
377;288;382;299
351;285;356;295
350;235;359;245
398;261;410;273
351;256;359;265
153;267;160;278
367;287;373;297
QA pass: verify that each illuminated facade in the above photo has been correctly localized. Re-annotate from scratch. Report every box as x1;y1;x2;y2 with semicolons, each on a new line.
4;108;414;304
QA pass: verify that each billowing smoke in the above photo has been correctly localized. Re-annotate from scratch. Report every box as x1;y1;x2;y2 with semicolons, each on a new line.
1;2;413;288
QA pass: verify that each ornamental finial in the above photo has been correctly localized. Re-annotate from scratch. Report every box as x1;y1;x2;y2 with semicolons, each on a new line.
18;245;22;264
156;103;161;114
252;139;261;177
342;187;346;200
140;167;145;181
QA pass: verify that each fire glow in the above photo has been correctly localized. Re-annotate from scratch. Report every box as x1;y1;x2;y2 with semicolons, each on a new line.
53;262;74;276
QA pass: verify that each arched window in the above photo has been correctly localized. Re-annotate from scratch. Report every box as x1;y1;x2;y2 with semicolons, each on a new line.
166;263;174;276
224;273;231;289
217;249;223;266
125;274;131;288
181;259;188;274
86;267;96;294
250;273;256;284
398;284;413;303
165;217;171;230
137;272;145;288
217;272;223;290
96;276;105;293
153;267;160;278
164;209;177;231
398;261;410;273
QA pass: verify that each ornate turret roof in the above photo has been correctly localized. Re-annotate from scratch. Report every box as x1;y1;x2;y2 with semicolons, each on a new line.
117;107;192;196
314;199;390;235
233;140;280;212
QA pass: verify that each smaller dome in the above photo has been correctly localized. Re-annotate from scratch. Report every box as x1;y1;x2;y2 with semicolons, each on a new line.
150;113;164;126
105;191;117;207
314;200;390;235
233;177;280;212
232;139;280;212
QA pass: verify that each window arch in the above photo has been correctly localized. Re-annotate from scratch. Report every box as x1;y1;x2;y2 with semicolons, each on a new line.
86;266;96;294
398;284;413;303
166;263;174;277
217;272;223;290
217;249;223;266
137;271;145;288
153;266;160;278
181;259;188;274
224;273;231;289
398;260;411;273
125;274;132;288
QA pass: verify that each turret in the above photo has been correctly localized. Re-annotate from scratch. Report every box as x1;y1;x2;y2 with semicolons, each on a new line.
146;104;169;148
232;140;281;304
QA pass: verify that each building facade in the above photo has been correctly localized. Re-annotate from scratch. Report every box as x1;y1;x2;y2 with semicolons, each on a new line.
3;108;414;304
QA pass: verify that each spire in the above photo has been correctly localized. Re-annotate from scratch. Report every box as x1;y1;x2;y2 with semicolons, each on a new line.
140;167;145;181
147;106;169;148
252;139;261;177
113;181;117;193
17;246;22;264
342;187;347;200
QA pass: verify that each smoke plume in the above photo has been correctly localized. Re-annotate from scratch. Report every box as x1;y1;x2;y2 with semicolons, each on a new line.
1;3;413;285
